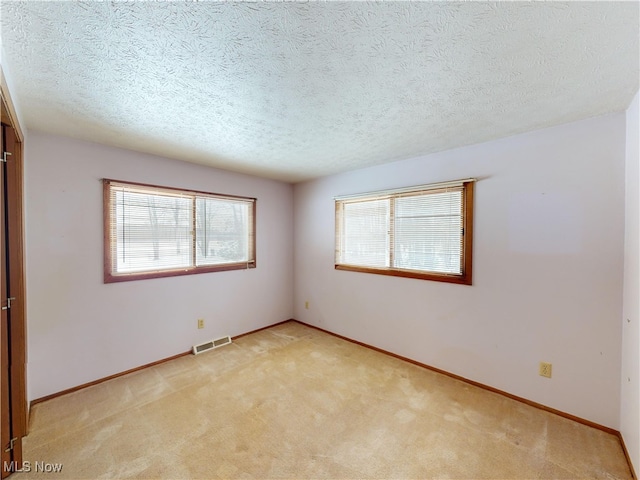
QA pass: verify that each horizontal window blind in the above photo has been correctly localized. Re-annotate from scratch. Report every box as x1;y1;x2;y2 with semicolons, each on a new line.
104;180;256;282
195;197;252;267
335;180;474;284
112;188;193;273
340;198;390;268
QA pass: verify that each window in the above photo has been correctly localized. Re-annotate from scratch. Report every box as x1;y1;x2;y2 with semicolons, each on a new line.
103;179;255;283
335;179;474;285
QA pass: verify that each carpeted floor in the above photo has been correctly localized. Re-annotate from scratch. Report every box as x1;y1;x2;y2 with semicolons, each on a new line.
16;321;632;479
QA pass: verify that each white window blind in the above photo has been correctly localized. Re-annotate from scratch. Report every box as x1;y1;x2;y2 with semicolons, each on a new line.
195;197;251;267
104;180;256;282
113;188;192;273
335;180;474;284
394;189;463;274
341;199;390;268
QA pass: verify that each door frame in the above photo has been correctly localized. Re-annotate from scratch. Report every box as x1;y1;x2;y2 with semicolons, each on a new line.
1;65;27;475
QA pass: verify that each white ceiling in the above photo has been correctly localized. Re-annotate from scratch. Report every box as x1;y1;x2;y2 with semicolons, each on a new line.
1;1;638;183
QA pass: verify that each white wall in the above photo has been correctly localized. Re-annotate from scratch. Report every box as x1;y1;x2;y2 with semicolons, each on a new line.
25;132;294;400
621;90;639;473
294;114;626;429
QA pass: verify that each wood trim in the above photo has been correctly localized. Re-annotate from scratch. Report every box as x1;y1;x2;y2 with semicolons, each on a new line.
0;66;24;142
103;179;113;284
334;181;474;286
292;319;621;436
4;127;27;441
1;81;28;474
251;198;257;269
102;178;257;284
334;201;341;264
617;432;638;480
102;178;257;202
30;350;192;407
104;261;256;284
231;319;294;341
1;116;10;478
335;264;473;285
462;180;474;283
30;319;294;407
25;317;636;478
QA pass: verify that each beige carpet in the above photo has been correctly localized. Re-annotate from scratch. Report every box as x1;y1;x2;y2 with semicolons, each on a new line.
16;321;632;479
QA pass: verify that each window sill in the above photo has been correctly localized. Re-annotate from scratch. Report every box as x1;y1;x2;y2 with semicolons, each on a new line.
334;264;472;285
105;262;256;283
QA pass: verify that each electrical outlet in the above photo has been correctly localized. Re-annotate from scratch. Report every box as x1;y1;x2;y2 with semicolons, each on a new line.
305;301;309;309
197;318;204;329
539;362;552;378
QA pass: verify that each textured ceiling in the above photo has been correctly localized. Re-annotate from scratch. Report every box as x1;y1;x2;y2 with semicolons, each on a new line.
1;1;638;183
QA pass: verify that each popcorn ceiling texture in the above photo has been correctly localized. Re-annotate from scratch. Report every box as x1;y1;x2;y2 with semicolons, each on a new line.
1;1;638;182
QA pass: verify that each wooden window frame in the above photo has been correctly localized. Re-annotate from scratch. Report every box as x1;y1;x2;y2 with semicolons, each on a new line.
103;179;256;283
335;180;474;285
